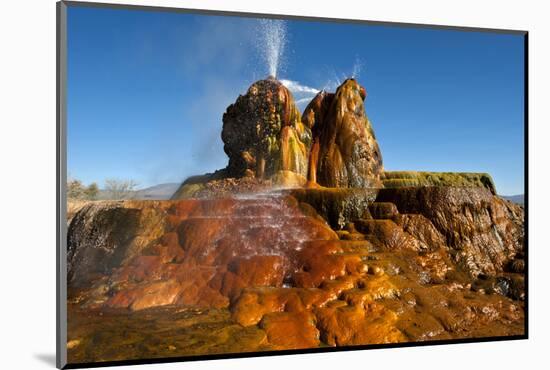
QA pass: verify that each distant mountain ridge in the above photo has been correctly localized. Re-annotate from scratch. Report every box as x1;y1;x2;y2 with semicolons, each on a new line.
96;183;181;200
501;194;524;205
132;183;180;200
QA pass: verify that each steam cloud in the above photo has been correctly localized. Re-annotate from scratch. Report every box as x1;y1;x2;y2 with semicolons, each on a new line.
280;79;320;109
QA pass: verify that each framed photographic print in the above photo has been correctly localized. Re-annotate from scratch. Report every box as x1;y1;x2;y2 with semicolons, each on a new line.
57;1;527;368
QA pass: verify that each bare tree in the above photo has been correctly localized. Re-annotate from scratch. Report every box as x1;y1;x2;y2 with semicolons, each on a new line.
84;182;99;200
104;178;139;200
67;178;85;199
67;177;101;200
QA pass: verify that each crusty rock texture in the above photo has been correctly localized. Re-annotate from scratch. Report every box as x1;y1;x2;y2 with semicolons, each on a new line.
66;76;525;363
303;79;383;188
221;77;311;184
375;186;524;277
67;201;167;288
174;78;384;196
67;187;524;362
67;196;338;311
287;187;378;229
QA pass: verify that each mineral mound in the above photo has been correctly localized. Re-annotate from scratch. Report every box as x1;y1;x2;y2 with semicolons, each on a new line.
222;76;311;181
66;77;525;363
303;79;383;188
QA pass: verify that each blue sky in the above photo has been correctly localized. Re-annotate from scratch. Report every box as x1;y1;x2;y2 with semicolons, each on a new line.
67;6;525;195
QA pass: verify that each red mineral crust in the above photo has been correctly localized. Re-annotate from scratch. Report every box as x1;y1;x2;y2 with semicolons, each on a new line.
67;188;524;362
66;78;524;363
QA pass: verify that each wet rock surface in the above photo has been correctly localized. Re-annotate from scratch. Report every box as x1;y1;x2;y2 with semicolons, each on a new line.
68;196;337;312
66;77;525;364
287;187;378;229
304;79;383;188
173;78;384;195
221;77;311;183
67;188;524;364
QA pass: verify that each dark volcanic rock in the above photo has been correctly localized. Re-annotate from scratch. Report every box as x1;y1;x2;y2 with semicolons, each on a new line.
287;188;378;229
303;79;383;188
221;77;311;184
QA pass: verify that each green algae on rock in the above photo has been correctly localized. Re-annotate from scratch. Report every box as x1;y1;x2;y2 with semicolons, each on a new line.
172;78;384;196
381;171;496;194
221;77;311;183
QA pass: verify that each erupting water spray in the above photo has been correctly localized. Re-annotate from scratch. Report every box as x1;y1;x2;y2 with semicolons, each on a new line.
257;19;287;78
255;19;365;110
351;56;364;78
255;19;321;109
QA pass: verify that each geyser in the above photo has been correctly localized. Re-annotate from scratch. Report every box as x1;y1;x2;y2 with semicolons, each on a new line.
221;77;311;184
257;19;287;78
